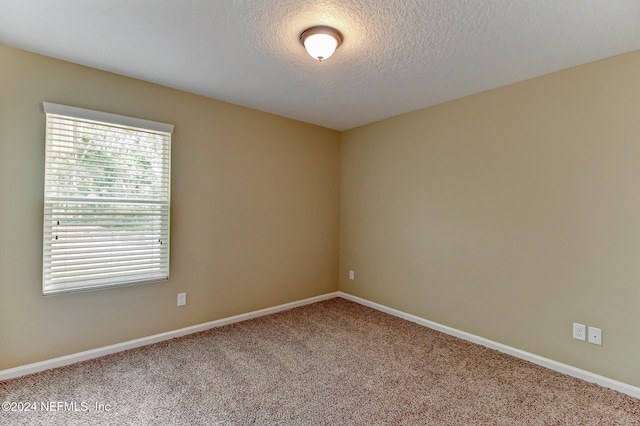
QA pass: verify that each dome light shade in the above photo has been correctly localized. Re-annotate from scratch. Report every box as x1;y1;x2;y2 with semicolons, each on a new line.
300;26;343;62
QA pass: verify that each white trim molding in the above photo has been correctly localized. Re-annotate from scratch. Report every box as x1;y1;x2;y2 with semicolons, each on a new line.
0;292;338;382
43;102;174;133
338;292;640;400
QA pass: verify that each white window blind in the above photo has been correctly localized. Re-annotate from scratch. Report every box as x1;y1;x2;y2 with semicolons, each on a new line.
42;102;173;295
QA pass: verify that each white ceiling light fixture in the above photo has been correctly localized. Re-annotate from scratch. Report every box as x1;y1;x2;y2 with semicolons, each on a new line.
300;26;343;62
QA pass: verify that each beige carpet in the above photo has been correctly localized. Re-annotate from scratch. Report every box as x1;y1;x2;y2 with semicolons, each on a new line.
1;298;638;425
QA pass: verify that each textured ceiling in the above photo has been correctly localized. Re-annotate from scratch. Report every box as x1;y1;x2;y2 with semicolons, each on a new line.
1;1;639;131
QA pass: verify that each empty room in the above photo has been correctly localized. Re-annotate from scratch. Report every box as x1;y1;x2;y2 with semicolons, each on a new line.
1;1;640;424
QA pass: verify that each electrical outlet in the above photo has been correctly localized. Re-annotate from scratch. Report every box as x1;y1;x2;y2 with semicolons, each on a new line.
349;270;355;280
588;327;602;345
572;323;586;341
177;293;186;307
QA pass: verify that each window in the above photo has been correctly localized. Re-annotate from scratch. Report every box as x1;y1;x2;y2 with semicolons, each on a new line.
42;102;173;295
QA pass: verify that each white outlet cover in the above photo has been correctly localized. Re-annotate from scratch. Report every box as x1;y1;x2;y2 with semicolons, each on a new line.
177;293;186;307
572;323;586;341
349;270;355;280
588;326;602;345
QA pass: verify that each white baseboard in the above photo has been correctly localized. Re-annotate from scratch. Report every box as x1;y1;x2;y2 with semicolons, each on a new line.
0;292;339;382
338;291;640;400
3;290;639;400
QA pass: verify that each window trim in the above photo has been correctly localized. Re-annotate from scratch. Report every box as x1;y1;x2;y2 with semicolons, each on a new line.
43;103;174;134
42;102;173;295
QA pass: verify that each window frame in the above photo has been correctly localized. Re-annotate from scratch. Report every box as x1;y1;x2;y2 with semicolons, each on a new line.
42;102;173;295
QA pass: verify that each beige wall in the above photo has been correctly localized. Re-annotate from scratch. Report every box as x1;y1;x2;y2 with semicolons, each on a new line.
3;43;640;389
0;45;340;370
340;50;640;387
